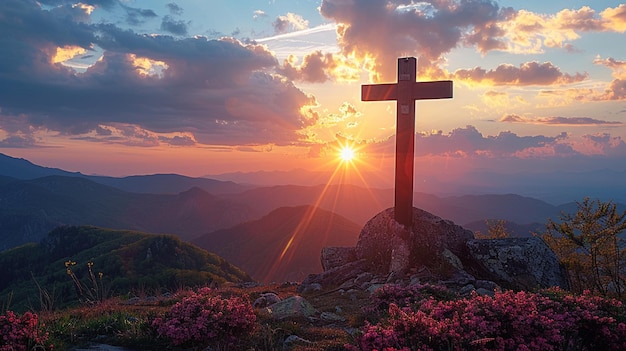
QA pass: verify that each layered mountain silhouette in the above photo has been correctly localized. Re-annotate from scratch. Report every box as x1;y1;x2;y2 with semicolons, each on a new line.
0;153;249;195
2;152;624;269
0;175;253;250
193;205;361;284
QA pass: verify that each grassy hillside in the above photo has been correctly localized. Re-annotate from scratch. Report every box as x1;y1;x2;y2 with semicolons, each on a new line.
0;226;252;312
193;205;361;284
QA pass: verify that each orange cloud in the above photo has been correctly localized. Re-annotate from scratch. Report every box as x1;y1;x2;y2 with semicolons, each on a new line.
279;51;361;83
52;45;87;64
500;114;622;126
539;79;626;102
454;61;587;86
273;12;309;34
601;4;626;32
500;6;625;53
594;56;626;79
129;54;168;77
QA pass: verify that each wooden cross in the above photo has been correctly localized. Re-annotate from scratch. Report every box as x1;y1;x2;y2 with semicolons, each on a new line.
362;57;453;228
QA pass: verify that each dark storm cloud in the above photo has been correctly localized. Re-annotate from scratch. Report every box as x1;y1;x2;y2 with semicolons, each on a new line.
0;0;318;146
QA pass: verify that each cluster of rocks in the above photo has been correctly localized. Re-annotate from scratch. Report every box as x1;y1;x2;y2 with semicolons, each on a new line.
299;207;568;296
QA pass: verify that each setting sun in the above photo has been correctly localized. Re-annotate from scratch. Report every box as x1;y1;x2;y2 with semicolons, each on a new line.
340;146;356;162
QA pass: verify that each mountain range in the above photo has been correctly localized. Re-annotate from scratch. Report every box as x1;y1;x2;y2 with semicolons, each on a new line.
193;205;361;283
1;152;625;286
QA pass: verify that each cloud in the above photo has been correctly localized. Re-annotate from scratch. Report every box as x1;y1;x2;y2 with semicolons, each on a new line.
346;125;626;161
120;3;157;26
253;10;267;20
539;79;626;102
594;56;626;79
278;51;360;83
601;4;626;32
454;61;587;86
481;91;528;109
0;0;318;147
161;15;188;35
273;12;309;34
166;3;183;15
319;0;511;80
500;114;623;126
159;134;196;146
493;5;626;54
0;135;38;148
317;2;625;81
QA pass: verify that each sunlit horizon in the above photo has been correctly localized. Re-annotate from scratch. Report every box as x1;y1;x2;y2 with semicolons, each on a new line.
0;0;624;203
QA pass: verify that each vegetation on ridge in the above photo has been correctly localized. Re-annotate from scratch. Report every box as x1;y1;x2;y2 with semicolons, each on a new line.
0;225;251;313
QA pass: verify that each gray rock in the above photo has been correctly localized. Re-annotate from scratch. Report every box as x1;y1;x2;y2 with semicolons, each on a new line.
298;259;369;292
459;284;476;296
320;311;346;322
267;296;318;320
354;272;374;285
253;292;281;308
299;282;322;293
467;237;568;289
475;280;499;291
476;288;496;297
321;247;357;271
283;334;312;349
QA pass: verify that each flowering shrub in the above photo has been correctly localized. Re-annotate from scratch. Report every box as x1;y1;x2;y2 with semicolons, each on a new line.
349;287;626;351
0;310;51;351
367;283;458;315
152;287;256;348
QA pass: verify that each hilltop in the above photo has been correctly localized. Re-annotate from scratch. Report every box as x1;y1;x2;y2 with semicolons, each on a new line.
0;226;252;312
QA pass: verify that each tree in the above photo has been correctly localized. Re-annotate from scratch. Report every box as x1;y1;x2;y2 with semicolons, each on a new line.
542;197;626;298
474;219;511;239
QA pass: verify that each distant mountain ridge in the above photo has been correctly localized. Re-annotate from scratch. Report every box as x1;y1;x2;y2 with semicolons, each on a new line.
193;205;361;283
0;175;253;250
2;152;625;253
0;153;81;179
0;153;250;195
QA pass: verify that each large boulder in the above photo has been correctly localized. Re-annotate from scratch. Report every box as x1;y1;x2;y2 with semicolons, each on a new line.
466;237;569;289
355;207;474;273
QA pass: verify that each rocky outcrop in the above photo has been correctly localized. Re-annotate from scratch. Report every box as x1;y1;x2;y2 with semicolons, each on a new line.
467;237;568;290
302;207;567;294
321;247;357;271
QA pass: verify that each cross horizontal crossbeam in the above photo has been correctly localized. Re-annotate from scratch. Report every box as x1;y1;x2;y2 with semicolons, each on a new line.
362;81;453;101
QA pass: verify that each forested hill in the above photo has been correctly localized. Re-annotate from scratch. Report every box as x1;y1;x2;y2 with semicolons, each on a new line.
0;226;252;312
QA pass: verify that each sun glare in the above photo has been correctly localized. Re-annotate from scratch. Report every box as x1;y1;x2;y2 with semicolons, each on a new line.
340;146;355;162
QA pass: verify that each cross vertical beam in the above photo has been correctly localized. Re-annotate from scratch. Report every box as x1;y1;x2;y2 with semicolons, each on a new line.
361;57;453;228
395;58;417;229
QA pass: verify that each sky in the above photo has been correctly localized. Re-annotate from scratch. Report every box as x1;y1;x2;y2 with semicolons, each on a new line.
1;0;625;196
